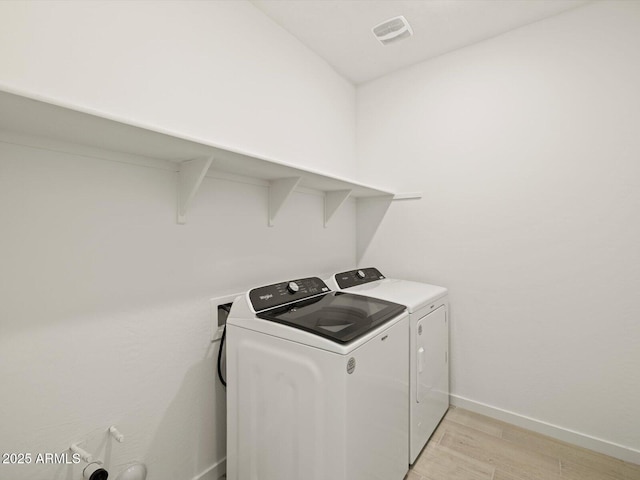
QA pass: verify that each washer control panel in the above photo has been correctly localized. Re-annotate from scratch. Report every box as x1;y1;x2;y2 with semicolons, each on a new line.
249;277;330;312
335;267;385;289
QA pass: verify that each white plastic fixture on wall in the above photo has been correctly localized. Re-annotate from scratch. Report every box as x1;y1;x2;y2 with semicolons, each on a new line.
209;293;245;343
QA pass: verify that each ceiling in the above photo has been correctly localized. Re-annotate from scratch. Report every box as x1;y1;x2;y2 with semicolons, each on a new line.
251;0;590;84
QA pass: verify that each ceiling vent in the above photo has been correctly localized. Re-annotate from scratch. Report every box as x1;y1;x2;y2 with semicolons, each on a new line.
372;16;413;45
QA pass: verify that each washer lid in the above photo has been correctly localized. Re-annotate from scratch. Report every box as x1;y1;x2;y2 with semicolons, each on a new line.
257;292;405;344
338;278;447;313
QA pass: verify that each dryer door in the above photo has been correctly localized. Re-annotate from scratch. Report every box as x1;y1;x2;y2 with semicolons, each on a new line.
411;305;449;465
416;306;447;404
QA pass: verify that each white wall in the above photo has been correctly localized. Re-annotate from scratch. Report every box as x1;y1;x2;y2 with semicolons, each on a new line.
0;2;357;479
357;1;640;461
0;141;356;480
0;0;356;177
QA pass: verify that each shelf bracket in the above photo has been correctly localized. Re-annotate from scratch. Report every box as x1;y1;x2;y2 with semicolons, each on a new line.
269;177;302;227
356;195;394;264
324;190;352;227
177;156;213;224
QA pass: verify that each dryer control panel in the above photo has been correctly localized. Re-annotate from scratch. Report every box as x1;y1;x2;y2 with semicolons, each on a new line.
335;267;385;289
249;277;330;312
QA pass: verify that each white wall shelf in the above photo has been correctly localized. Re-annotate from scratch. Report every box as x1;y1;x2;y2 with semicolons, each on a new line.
0;88;419;228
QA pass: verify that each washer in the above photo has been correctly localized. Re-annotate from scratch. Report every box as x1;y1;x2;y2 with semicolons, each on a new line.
327;267;449;465
226;276;409;480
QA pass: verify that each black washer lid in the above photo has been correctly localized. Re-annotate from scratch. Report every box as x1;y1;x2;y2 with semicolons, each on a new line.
257;291;405;344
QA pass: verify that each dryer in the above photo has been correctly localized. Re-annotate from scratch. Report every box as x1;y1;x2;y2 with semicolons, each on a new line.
327;268;449;464
226;276;409;480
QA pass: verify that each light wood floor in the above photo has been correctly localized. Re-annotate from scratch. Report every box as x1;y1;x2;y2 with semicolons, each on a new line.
408;407;640;480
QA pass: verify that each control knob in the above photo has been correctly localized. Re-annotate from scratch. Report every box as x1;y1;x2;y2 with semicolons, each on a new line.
356;270;366;279
287;281;300;294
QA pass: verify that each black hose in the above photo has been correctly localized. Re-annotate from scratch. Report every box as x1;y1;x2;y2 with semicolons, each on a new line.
217;304;231;387
217;324;227;387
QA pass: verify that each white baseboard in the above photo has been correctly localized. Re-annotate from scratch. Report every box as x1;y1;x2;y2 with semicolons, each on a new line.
450;394;640;465
191;457;226;480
